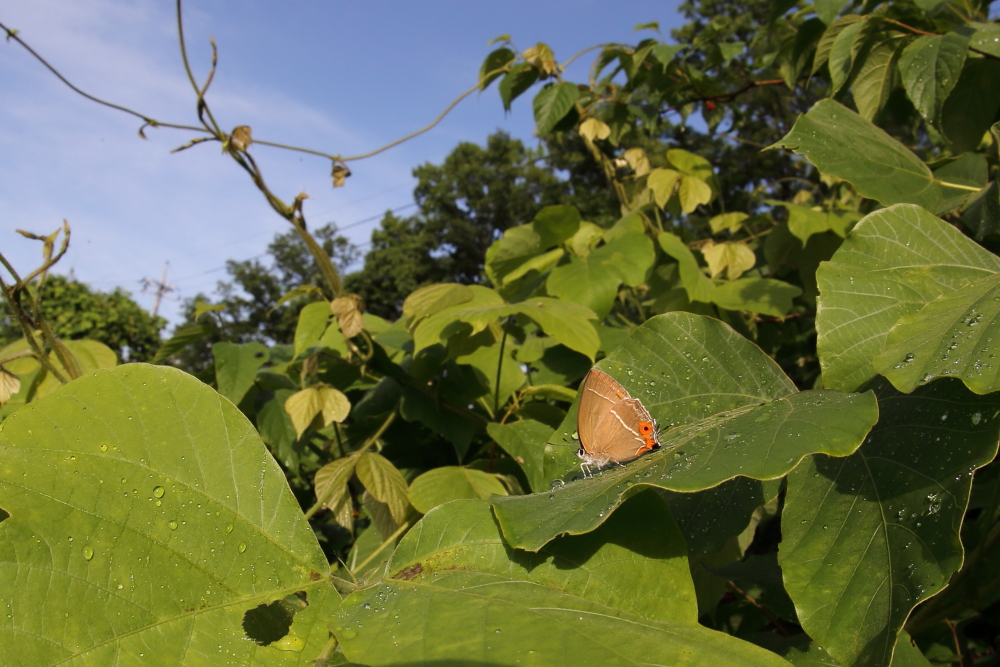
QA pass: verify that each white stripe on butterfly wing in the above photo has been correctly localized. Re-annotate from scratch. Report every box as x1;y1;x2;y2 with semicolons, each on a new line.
609;407;645;442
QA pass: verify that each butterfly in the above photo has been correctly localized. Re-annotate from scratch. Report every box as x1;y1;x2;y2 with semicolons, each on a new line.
575;368;659;476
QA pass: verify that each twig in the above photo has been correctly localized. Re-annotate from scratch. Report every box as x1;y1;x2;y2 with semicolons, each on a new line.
561;43;606;71
680;79;785;108
493;317;512;417
945;619;964;667
726;581;790;637
176;0;222;135
339;66;509;162
0;20;208;134
880;16;1000;62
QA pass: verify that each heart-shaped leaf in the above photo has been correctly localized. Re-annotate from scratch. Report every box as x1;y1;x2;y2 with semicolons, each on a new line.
816;204;1000;391
491;312;878;551
771;101;958;211
213;341;269;405
780;378;1000;667
0;364;338;665
875;272;1000;394
333;495;792;666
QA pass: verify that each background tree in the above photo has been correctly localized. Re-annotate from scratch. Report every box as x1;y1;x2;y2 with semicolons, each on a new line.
0;275;165;361
345;131;619;317
173;223;357;371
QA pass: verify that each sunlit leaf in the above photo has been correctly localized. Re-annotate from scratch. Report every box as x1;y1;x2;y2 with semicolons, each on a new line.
334;497;791;667
0;365;337;664
771;100;953;211
701;240;756;280
579;117;611;141
491;312;876;551
407;467;508;513
213;342;268;405
659;232;716;303
816;204;1000;391
533;82;581;136
314;455;358;530
356;452;410;524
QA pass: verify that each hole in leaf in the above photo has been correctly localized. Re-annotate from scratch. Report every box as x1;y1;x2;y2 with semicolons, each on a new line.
0;507;8;525
242;591;308;646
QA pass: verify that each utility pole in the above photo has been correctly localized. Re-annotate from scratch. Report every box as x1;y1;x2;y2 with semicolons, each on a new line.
141;261;174;317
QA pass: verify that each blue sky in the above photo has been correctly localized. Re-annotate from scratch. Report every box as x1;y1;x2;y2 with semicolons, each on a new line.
1;0;684;325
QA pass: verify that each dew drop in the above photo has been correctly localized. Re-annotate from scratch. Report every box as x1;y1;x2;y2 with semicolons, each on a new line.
82;546;94;561
153;486;165;498
238;542;247;553
168;520;178;530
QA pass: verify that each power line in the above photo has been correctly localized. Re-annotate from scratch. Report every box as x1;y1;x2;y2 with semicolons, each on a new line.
336;202;417;232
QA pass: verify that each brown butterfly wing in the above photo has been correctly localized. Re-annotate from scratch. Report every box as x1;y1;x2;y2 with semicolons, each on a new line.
577;369;631;452
590;398;658;463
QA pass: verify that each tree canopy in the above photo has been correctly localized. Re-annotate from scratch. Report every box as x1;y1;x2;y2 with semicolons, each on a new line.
0;275;165;361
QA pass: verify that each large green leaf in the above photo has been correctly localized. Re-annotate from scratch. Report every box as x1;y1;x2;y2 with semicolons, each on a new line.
659;231;716;303
487;419;556;493
711;277;802;316
874;271;1000;394
897;32;969;125
547;215;655;318
334;496;792;666
411;285;504;353
490;312;878;551
213;341;269;405
771;100;958;211
499;62;539;111
533;82;581;135
813;15;863;75
455;339;526;409
816;204;1000;392
407;466;508;513
661;477;777;557
853;34;905;121
827;17;870;94
293;302;331;359
533;204;581;247
780;378;1000;667
152;324;212;365
415;295;600;361
485;224;545;284
0;364;339;665
941;59;1000;153
401;282;474;325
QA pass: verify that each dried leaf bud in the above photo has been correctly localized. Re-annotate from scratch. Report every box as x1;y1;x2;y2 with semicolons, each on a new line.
331;164;351;188
230;125;252;151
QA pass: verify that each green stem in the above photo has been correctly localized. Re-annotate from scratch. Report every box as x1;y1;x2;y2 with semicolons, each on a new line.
175;0;222;134
303;408;397;521
494;317;511;417
351;520;411;576
312;635;339;667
